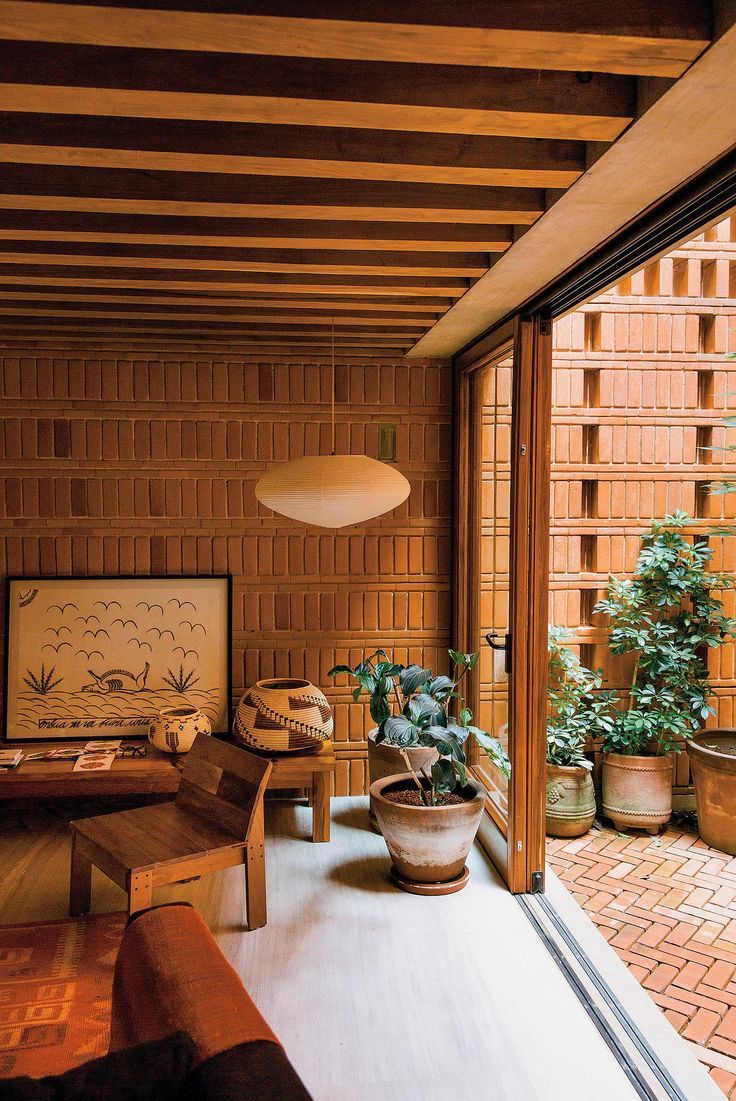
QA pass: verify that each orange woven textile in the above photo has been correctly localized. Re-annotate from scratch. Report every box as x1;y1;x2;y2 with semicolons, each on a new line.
110;904;279;1064
0;913;126;1079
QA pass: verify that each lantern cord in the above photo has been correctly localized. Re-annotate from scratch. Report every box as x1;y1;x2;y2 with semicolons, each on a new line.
330;316;336;456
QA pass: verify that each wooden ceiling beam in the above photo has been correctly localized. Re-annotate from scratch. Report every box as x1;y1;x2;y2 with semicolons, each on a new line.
0;306;436;326
0;290;449;312
0;45;635;142
0;250;489;278
0;194;534;225
0;83;630;144
0;115;586;188
0;339;409;359
0;2;710;77
0;209;514;245
0;166;544;224
0;229;511;253
0;272;469;296
0;319;418;342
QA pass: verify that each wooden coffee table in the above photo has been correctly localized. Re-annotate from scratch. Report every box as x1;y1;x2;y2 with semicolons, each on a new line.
0;741;181;799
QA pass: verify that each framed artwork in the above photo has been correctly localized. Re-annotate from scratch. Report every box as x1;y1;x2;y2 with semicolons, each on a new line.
3;576;231;741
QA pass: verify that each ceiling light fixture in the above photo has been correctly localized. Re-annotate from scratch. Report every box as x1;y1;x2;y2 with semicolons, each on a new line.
255;322;411;528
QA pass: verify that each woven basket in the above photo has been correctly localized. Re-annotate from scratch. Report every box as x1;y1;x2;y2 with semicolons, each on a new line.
234;678;333;753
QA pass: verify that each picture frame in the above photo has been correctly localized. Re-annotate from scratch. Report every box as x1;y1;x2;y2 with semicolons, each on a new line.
3;576;232;741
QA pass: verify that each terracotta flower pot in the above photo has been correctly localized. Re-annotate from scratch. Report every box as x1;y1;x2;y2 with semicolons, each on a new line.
148;706;211;754
367;728;438;832
687;731;736;856
370;772;486;893
545;763;596;838
602;751;673;834
234;678;333;753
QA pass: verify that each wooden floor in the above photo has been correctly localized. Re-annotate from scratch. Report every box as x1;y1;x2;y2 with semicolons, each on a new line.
0;796;656;1100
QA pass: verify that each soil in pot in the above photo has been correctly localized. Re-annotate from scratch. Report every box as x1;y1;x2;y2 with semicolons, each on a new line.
367;729;437;831
602;752;673;835
384;785;465;807
687;732;736;856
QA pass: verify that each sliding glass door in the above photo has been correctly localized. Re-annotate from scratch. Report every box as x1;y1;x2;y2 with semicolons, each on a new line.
455;316;551;892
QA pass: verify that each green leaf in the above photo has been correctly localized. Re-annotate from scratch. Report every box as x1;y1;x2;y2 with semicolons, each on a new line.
431;758;456;795
382;715;419;748
449;649;479;669
327;664;355;678
426;675;455;701
399;664;431;697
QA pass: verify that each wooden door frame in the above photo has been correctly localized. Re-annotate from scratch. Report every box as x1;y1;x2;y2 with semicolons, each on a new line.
453;314;552;893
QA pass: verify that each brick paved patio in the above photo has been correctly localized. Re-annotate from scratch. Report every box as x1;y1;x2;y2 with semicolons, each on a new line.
547;822;736;1099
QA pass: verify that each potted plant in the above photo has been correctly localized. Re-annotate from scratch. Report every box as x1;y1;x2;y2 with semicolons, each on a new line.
687;731;736;854
685;417;736;854
328;649;510;892
327;650;439;830
595;511;736;834
546;627;617;838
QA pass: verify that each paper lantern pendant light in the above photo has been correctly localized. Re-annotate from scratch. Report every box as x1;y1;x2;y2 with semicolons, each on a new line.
256;453;410;528
255;323;410;529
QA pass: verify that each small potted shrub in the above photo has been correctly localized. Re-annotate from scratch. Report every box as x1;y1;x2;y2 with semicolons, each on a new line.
546;627;617;838
329;650;510;892
595;512;736;834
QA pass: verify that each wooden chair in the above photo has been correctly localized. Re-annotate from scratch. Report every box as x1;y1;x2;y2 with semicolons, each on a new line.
69;735;273;926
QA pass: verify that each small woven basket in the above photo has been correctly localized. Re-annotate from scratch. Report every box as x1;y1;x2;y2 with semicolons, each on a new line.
234;678;333;753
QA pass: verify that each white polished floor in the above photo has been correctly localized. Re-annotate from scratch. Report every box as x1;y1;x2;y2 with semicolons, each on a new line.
0;794;646;1100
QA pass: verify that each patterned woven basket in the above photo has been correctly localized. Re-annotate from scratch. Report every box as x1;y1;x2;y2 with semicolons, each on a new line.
234;678;333;753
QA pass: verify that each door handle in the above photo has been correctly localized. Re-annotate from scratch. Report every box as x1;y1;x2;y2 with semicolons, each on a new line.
485;632;512;675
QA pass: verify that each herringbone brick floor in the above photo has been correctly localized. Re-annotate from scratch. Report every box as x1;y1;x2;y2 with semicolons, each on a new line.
547;822;736;1099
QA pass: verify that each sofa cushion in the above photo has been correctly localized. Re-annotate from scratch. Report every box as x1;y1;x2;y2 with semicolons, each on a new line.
184;1040;314;1101
0;1031;195;1101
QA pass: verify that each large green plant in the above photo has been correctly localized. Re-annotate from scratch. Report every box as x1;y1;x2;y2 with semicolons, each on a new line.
547;627;618;770
594;511;736;756
327;649;510;806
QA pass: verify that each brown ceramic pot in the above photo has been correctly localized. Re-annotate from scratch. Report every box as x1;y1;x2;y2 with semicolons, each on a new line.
687;731;736;856
370;772;486;890
545;763;596;838
367;728;438;832
601;751;673;834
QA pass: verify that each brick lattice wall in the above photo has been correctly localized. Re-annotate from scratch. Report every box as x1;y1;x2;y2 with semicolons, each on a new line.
0;353;452;794
552;213;736;803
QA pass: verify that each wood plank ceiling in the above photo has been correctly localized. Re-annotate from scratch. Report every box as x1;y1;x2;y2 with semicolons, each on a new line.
0;1;712;357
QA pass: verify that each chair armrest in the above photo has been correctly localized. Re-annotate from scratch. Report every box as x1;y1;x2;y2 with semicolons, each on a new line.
110;902;279;1064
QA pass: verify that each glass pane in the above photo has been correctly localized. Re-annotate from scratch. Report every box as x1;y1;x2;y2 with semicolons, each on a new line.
474;354;513;821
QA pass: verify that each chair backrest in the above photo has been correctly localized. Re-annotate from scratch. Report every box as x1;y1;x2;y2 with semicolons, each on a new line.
176;734;272;841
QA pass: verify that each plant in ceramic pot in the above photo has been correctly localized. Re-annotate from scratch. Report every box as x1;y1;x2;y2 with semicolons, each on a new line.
685;401;736;854
595;511;736;834
546;627;618;838
328;650;510;891
328;649;443;829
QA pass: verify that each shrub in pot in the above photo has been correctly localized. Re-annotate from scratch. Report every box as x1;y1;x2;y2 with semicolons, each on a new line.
329;649;510;892
595;511;736;834
546;628;617;838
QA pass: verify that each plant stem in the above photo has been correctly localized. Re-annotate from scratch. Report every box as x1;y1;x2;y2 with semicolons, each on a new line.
400;748;429;806
627;656;639;713
392;680;403;716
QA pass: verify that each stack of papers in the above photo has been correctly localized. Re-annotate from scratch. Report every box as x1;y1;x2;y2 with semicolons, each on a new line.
0;749;23;770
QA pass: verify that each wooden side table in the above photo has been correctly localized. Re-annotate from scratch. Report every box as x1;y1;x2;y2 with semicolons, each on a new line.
264;740;337;842
0;741;181;800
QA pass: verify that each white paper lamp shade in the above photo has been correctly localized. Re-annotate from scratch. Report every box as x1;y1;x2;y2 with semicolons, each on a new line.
255;454;411;528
